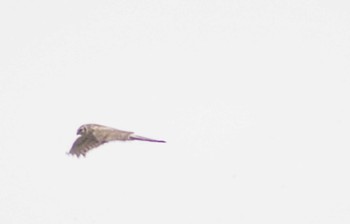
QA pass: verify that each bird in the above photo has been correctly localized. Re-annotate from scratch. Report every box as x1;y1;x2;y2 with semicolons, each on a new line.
68;124;166;157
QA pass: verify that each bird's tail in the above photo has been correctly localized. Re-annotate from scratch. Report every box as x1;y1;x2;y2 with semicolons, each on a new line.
129;134;166;143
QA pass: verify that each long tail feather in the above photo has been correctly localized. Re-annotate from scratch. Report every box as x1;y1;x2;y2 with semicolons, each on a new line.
129;134;166;143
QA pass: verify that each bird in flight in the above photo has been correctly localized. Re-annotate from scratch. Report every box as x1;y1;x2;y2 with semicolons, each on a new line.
68;124;166;157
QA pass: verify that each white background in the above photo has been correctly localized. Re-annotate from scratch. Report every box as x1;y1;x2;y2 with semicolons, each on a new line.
1;0;349;223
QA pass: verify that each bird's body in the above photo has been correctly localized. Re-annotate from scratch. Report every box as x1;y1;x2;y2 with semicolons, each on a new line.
68;124;166;157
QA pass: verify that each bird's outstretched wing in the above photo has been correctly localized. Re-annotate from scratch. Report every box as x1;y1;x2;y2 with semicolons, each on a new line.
68;134;104;157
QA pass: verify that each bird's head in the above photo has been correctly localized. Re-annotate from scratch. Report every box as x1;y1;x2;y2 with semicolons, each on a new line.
77;125;88;135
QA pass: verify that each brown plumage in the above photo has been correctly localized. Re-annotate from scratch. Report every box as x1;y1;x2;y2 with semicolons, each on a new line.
68;124;166;157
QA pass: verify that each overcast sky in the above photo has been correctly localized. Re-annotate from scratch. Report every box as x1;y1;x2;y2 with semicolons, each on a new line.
1;0;350;223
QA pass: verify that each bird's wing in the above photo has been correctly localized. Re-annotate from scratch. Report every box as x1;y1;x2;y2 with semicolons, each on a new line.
68;134;104;157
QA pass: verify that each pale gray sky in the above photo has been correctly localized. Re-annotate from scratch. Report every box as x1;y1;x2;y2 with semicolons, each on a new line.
1;0;350;223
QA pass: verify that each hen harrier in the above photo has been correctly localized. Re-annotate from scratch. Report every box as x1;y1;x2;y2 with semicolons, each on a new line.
68;124;166;157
